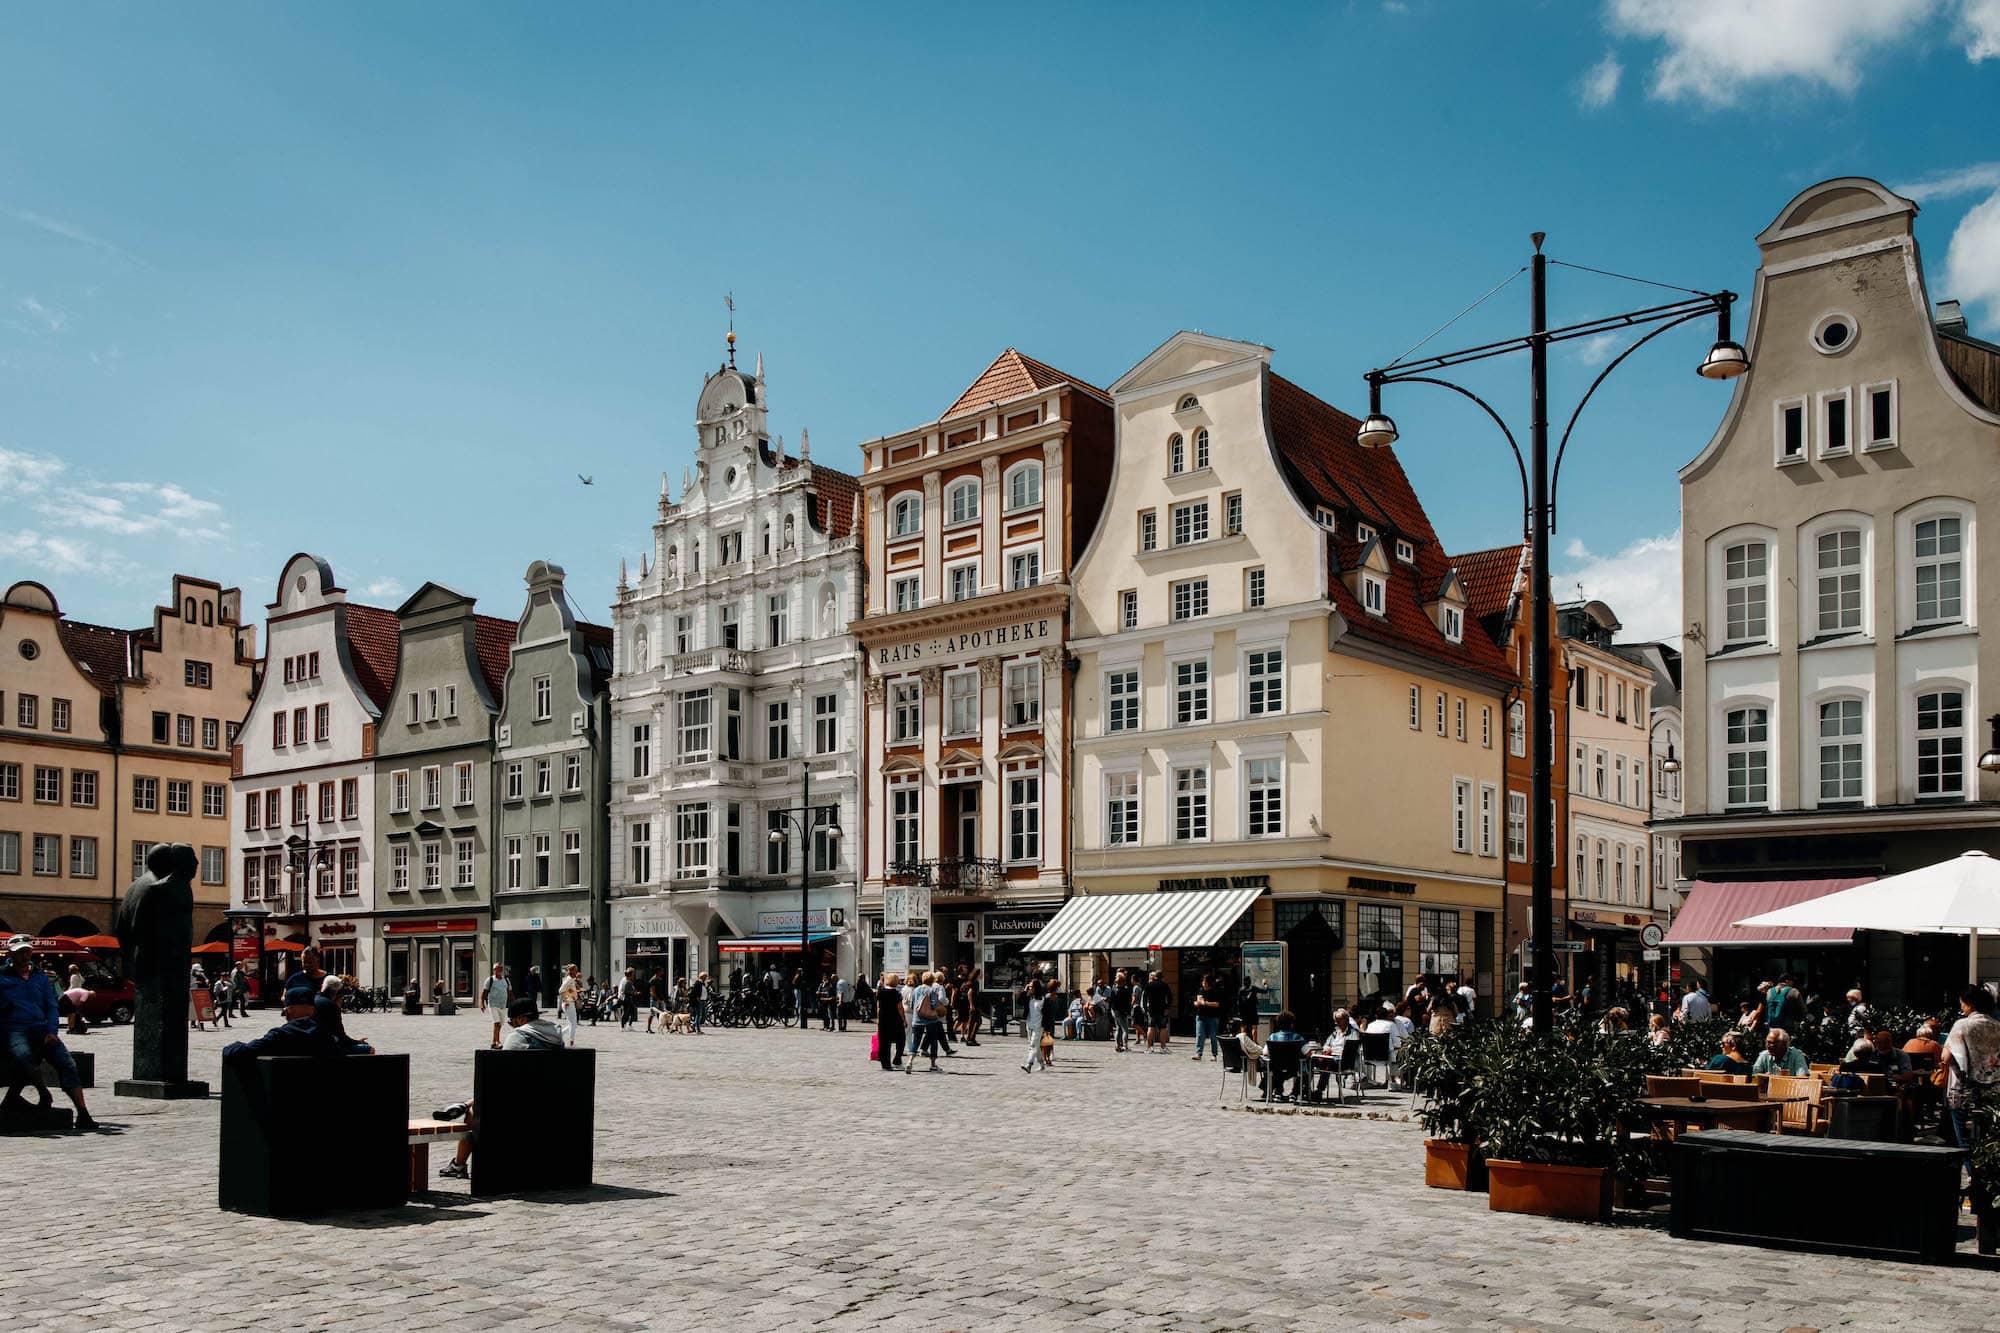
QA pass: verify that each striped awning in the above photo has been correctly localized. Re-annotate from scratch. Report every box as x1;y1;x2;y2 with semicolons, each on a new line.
1021;888;1263;955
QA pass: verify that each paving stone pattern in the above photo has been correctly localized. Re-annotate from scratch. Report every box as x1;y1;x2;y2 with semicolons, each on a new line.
2;1014;1993;1331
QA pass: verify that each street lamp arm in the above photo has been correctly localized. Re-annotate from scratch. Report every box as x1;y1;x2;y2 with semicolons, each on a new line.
1548;307;1711;527
1375;293;1728;379
1382;375;1530;537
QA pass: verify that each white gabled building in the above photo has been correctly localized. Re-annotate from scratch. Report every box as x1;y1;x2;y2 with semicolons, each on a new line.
232;553;401;989
607;352;863;986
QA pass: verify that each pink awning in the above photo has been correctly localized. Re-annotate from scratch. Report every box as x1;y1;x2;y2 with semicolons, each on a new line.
1661;878;1872;947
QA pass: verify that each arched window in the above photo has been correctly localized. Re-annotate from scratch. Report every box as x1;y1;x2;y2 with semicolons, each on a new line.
1193;428;1211;470
1005;461;1042;513
1507;701;1526;757
1719;536;1771;645
184;597;197;622
1177;394;1199;412
890;492;922;538
201;601;214;626
947;478;979;526
1169;434;1186;475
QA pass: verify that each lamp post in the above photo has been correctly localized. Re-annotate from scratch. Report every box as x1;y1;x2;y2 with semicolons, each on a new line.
767;773;843;1029
1979;716;2000;776
1360;235;1744;1035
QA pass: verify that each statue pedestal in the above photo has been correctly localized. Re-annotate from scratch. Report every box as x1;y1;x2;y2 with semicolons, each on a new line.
114;1078;210;1100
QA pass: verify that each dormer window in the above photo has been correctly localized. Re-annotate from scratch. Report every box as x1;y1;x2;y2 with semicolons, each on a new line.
1356;522;1376;545
1395;539;1415;564
1315;507;1337;532
1176;394;1200;412
1362;573;1385;616
1442;606;1463;643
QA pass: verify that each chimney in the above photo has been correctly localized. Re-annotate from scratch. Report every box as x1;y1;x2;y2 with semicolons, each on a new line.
1936;299;1968;336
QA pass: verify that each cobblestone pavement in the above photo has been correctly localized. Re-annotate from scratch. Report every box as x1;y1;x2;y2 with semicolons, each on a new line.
1;1012;1992;1331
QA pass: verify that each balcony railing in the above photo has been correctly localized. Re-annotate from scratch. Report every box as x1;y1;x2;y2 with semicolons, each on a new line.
889;857;1003;893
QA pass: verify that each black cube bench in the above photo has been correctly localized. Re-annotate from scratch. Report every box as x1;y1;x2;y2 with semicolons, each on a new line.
219;1053;409;1216
38;1049;94;1089
1671;1129;1963;1264
470;1047;594;1196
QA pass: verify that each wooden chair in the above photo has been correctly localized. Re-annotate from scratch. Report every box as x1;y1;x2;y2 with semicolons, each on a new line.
1646;1074;1702;1099
1702;1080;1759;1101
1809;1063;1839;1080
1765;1073;1825;1135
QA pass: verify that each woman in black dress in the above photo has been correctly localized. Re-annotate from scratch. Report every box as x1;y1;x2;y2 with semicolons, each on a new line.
876;972;906;1070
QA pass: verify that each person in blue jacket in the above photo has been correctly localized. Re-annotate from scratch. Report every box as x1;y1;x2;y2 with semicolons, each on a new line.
222;982;374;1062
1;936;97;1130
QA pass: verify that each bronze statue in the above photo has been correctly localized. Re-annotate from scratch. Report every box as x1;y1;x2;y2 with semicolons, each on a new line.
113;843;208;1098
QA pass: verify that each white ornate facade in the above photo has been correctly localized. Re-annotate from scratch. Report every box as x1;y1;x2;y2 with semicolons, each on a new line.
607;355;862;983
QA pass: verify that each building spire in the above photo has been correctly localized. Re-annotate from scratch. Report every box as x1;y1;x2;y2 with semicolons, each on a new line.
755;350;764;382
774;433;786;465
799;426;810;460
682;464;692;498
618;557;628;590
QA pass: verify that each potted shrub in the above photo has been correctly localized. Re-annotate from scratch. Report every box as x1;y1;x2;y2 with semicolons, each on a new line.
1477;1015;1647;1222
1404;1024;1489;1190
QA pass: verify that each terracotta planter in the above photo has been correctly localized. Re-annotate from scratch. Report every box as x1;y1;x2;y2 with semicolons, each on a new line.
1423;1139;1487;1191
1485;1159;1612;1222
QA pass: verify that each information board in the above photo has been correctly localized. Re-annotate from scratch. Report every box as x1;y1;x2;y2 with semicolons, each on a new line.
1241;941;1285;1018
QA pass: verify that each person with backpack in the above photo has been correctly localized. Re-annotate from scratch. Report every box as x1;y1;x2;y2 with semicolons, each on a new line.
1765;974;1806;1032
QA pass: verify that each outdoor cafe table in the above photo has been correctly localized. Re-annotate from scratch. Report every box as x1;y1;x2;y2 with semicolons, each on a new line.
1639;1096;1787;1135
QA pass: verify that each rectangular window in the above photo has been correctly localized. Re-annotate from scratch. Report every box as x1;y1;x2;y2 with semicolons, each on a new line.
1816;528;1863;633
1139;511;1158;552
883;681;919;743
1418;907;1460;979
1171;578;1208;622
1478;783;1496;856
0;763;18;801
948;562;977;602
1916;689;1965;799
391;844;410;891
173;714;192;747
1008;549;1040;590
70;835;97;879
1436;692;1447;737
534;759;551;797
390;770;410;814
1821;390;1849;456
1865;382;1897;448
243;853;261;899
1777;398;1806;461
454;761;474;806
202;717;219;749
1005;662;1040;728
32;833;59;877
1723;540;1768;643
170;778;195;815
1362;574;1384;615
946;671;978;736
1574;742;1587;789
202;782;225;818
420;766;441;811
564;750;582;793
505;836;522;889
1507;790;1527;861
1481;706;1492;749
814;693;839;753
272;712;286;748
50;698;70;733
408;692;420;724
314;704;329;742
0;832;18;874
628;821;653;884
421;840;442;890
1223;492;1243;536
1455;698;1465;741
632;722;653;778
534;832;552;887
892;576;920;613
1725;706;1770;809
534;675;553;720
1409;685;1421;730
505;761;524;800
72;769;97;808
1106;670;1140;733
426;688;439;722
454;837;475;887
562;829;581;886
243;788;261;831
766;594;790;647
1452;779;1471;853
1594;749;1606;798
292;707;307;745
17;695;38;729
445;685;456;718
1105;771;1139;846
1172;501;1209;547
1119;589;1139;630
1007;771;1040;863
1614;755;1626;805
890;785;920;867
1246;648;1284;716
679;691;712;759
766;701;791;760
340;846;358;895
719;603;740;650
674;615;691;654
33;766;60;804
315;781;333;822
1245;567;1266;609
1173;765;1209;842
1818;698;1864;803
264;789;280;826
1246;757;1283;837
1174;659;1210;726
1914;516;1963;624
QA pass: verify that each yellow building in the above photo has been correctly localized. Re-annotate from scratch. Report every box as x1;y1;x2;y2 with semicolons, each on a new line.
0;576;256;943
1061;333;1514;1028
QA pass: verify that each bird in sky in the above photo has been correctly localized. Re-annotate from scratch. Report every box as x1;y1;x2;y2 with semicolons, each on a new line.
577;474;594;486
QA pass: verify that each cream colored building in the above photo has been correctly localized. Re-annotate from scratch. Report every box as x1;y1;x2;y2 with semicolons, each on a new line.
1065;332;1513;1027
1663;177;2000;1004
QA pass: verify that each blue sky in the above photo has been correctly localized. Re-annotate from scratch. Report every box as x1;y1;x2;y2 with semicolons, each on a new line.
4;2;1998;645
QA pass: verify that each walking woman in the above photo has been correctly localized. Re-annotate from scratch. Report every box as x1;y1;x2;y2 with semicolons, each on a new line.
1019;976;1046;1073
876;972;906;1070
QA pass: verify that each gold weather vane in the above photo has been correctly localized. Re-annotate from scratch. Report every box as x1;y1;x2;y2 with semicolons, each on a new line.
726;291;736;368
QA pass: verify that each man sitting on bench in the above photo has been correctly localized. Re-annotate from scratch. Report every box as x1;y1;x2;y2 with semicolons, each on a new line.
223;982;374;1062
1;936;97;1131
435;997;562;1180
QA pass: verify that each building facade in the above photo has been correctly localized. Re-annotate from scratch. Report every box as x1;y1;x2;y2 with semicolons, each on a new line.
0;576;255;944
854;349;1113;997
370;584;512;1002
493;561;613;995
1664;176;2000;1005
234;554;398;987
609;354;863;987
1453;545;1572;995
1618;640;1685;931
1559;601;1658;993
1067;332;1513;1030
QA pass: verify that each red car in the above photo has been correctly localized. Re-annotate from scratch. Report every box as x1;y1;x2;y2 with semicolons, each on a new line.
57;973;137;1025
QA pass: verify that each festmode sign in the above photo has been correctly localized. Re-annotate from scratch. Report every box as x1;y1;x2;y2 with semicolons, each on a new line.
875;617;1054;667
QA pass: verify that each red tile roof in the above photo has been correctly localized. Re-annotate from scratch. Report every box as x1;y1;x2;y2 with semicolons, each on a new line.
56;620;132;694
1266;373;1515;685
941;349;1106;420
341;603;401;710
473;614;514;706
1452;544;1527;624
808;464;860;538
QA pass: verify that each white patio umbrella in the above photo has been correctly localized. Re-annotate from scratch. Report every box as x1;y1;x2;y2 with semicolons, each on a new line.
1734;850;2000;982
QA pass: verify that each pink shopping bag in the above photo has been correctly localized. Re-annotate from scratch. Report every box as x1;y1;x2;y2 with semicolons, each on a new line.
870;1033;880;1060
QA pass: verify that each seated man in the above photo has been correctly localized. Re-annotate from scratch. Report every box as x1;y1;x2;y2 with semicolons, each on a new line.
1061;994;1086;1040
1259;1010;1307;1100
436;998;563;1180
0;937;96;1131
1839;1038;1890;1076
1752;1027;1809;1077
222;983;374;1062
1870;1029;1913;1076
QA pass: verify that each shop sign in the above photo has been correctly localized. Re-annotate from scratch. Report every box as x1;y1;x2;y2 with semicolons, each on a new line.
382;917;478;935
875;616;1054;667
493;915;588;933
758;909;831;933
1347;876;1416;895
984;910;1057;937
317;922;357;936
613;909;684;938
1158;874;1270;893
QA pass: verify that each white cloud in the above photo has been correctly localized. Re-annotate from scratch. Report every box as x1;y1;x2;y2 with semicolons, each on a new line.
1896;162;2000;202
1578;53;1623;109
362;576;407;600
1964;0;2000;57
0;446;66;497
0;529;131;579
0;448;232;588
0;205;143;265
1572;332;1621;367
1604;0;1938;105
1942;188;2000;324
1553;530;1682;642
16;295;66;334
